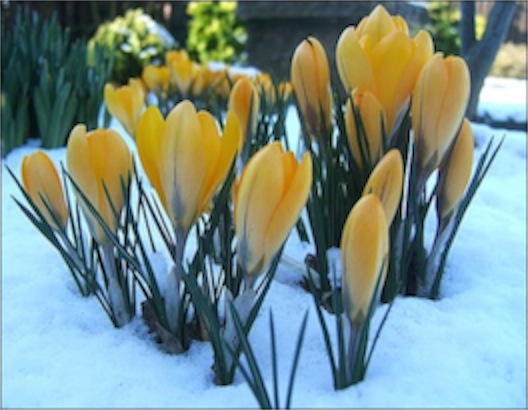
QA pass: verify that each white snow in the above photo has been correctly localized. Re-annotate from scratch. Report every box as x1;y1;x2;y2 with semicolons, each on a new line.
2;79;526;408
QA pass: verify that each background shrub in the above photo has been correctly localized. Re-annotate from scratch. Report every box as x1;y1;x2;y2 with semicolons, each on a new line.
186;1;247;65
89;8;177;85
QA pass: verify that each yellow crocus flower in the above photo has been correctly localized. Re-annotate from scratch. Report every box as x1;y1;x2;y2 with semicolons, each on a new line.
362;149;404;226
411;53;470;175
336;5;433;134
341;194;389;325
436;118;474;222
142;65;170;96
136;100;241;235
21;150;69;231
190;63;214;98
66;125;133;243
234;142;312;277
166;49;194;97
104;78;145;138
228;77;260;151
291;36;333;139
345;88;386;171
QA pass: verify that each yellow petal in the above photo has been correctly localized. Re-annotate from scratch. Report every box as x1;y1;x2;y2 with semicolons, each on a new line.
165;100;207;232
228;77;259;149
21;150;69;230
264;152;312;265
362;149;404;225
336;27;376;94
136;106;167;208
345;89;386;171
356;4;397;45
436;118;474;221
235;142;285;275
341;194;389;325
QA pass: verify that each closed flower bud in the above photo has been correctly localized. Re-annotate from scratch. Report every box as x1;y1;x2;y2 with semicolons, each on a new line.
142;65;170;96
341;194;389;325
291;36;333;138
21;150;69;231
190;63;214;98
345;88;386;171
412;53;470;175
235;142;312;277
104;78;145;138
66;125;133;243
362;149;404;226
436;118;474;222
228;77;260;150
136;100;241;235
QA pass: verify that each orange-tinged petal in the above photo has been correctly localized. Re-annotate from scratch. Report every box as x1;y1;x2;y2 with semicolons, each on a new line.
142;65;170;95
336;27;376;94
437;118;474;221
362;149;403;225
341;194;389;325
21;150;69;231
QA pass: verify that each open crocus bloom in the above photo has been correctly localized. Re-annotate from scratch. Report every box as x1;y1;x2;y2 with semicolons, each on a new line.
104;78;145;138
411;53;471;176
66;125;133;243
234;141;312;277
21;150;69;231
341;194;389;325
336;4;433;135
136;100;241;236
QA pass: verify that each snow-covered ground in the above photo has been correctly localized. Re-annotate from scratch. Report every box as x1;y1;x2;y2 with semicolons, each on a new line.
2;79;526;408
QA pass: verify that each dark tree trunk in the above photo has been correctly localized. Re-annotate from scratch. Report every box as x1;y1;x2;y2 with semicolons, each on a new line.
461;1;517;120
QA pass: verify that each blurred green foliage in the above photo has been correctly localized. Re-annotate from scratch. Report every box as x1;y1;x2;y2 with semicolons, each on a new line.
186;1;247;65
1;5;113;156
426;2;486;56
88;8;177;85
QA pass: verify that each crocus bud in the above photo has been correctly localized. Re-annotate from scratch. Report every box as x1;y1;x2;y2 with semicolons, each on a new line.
436;118;474;222
412;53;470;175
345;88;386;171
362;149;404;226
66;125;133;243
291;36;333;138
341;194;389;325
142;65;170;96
166;49;194;97
136;100;241;235
104;78;145;138
190;63;214;98
235;142;312;277
21;150;69;231
228;77;260;150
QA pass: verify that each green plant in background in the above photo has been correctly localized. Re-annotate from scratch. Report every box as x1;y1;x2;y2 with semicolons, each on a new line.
89;8;177;85
1;5;113;155
186;1;247;65
426;2;486;56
